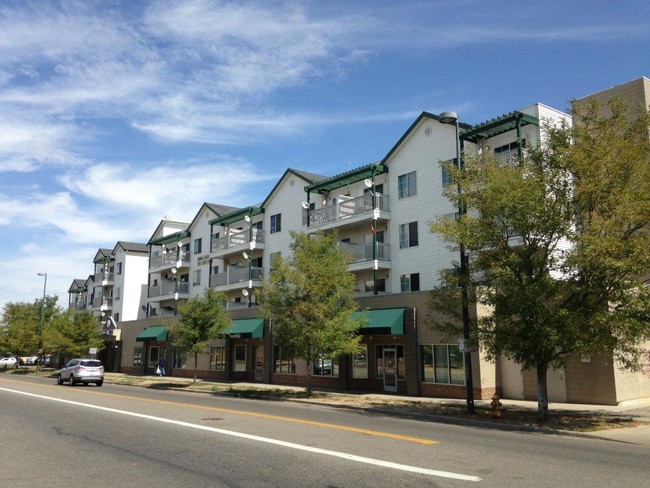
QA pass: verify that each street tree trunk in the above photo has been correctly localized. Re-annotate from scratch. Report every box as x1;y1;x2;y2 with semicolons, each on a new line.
536;362;549;421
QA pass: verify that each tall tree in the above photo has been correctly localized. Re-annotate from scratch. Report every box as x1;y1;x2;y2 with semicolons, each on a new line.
1;296;59;356
259;231;365;396
429;98;650;420
172;288;231;383
45;309;105;361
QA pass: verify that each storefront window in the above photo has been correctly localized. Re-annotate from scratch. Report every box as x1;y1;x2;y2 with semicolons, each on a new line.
421;344;465;385
234;345;246;372
352;346;368;379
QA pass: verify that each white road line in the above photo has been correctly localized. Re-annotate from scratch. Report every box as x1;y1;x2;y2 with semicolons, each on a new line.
1;386;481;482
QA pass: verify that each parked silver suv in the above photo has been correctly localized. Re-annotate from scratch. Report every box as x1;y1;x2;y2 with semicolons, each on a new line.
57;359;104;387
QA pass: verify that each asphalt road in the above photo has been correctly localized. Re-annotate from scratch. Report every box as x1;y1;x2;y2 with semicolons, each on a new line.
2;374;649;487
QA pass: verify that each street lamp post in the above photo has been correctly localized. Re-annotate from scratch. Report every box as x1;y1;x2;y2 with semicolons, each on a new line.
37;272;47;369
439;111;475;415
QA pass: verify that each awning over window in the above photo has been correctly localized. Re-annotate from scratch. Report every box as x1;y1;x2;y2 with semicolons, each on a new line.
222;318;265;339
353;308;405;335
136;325;168;342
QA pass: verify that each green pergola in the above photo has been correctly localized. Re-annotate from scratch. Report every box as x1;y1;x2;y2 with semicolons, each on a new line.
460;111;539;144
305;163;387;195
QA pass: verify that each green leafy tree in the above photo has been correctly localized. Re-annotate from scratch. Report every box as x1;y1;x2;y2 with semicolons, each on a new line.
172;288;231;383
259;231;365;396
429;98;650;421
44;309;105;362
1;296;58;356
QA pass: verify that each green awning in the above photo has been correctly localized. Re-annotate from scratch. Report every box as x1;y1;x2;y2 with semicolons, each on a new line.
222;318;264;339
353;308;405;335
136;325;168;342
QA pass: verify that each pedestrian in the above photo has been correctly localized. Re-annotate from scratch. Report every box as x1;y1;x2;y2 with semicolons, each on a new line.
158;356;167;376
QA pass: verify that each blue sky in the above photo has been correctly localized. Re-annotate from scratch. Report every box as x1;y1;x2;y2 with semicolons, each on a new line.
1;0;649;312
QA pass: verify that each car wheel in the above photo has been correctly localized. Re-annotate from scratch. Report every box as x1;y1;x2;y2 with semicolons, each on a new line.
96;380;103;387
57;374;63;385
83;382;89;386
69;374;76;386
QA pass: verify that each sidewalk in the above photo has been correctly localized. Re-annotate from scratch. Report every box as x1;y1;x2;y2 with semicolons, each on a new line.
104;373;650;445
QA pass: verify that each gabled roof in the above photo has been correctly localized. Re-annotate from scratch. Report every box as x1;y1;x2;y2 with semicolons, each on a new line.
460;111;539;144
380;111;473;165
260;168;327;207
188;202;241;231
68;279;86;293
305;162;387;194
93;248;113;264
112;241;149;254
147;219;190;246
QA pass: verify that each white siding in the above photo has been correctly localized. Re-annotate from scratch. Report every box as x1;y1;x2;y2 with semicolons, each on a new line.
384;118;460;292
263;173;313;276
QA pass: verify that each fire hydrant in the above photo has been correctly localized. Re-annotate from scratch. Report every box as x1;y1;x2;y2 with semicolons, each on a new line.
491;393;502;418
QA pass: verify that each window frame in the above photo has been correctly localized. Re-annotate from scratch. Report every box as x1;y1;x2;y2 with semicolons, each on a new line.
399;221;419;249
398;171;417;199
270;213;282;234
210;345;226;371
420;344;465;385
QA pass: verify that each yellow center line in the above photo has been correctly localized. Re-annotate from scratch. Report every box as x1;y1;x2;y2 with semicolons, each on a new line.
2;377;437;445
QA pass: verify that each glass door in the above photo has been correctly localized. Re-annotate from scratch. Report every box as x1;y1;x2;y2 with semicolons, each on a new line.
383;347;397;392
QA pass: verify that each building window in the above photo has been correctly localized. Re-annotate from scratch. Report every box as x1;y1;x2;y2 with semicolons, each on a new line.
399;222;419;248
114;287;121;300
364;278;386;293
400;273;420;292
269;252;281;269
114;313;119;322
210;346;225;371
313;354;338;377
194;238;202;254
116;262;123;274
133;347;143;367
352;345;368;379
442;164;453;188
398;171;417;198
375;345;405;380
273;346;295;374
172;347;185;369
270;213;282;234
234;345;247;372
192;269;201;287
420;344;464;385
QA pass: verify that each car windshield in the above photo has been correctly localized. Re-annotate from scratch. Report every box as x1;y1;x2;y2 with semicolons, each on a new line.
80;360;103;367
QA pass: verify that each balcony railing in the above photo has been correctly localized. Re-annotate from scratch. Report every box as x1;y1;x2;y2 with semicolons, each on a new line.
209;266;264;288
306;193;389;228
92;297;113;308
149;251;191;269
147;281;190;298
339;242;391;263
95;272;114;283
211;229;265;253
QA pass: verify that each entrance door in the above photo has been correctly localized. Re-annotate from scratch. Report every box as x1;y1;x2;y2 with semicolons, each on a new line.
383;347;397;392
254;346;264;382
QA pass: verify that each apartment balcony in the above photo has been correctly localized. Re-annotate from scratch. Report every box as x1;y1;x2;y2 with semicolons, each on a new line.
91;297;113;311
147;281;190;299
340;242;392;273
95;271;114;286
305;193;390;232
210;229;265;258
209;266;263;291
149;251;191;271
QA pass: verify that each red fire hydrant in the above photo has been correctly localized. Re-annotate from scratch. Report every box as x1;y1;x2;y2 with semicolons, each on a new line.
491;393;502;418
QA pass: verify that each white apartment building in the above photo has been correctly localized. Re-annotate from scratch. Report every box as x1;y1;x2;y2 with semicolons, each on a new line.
100;84;650;404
